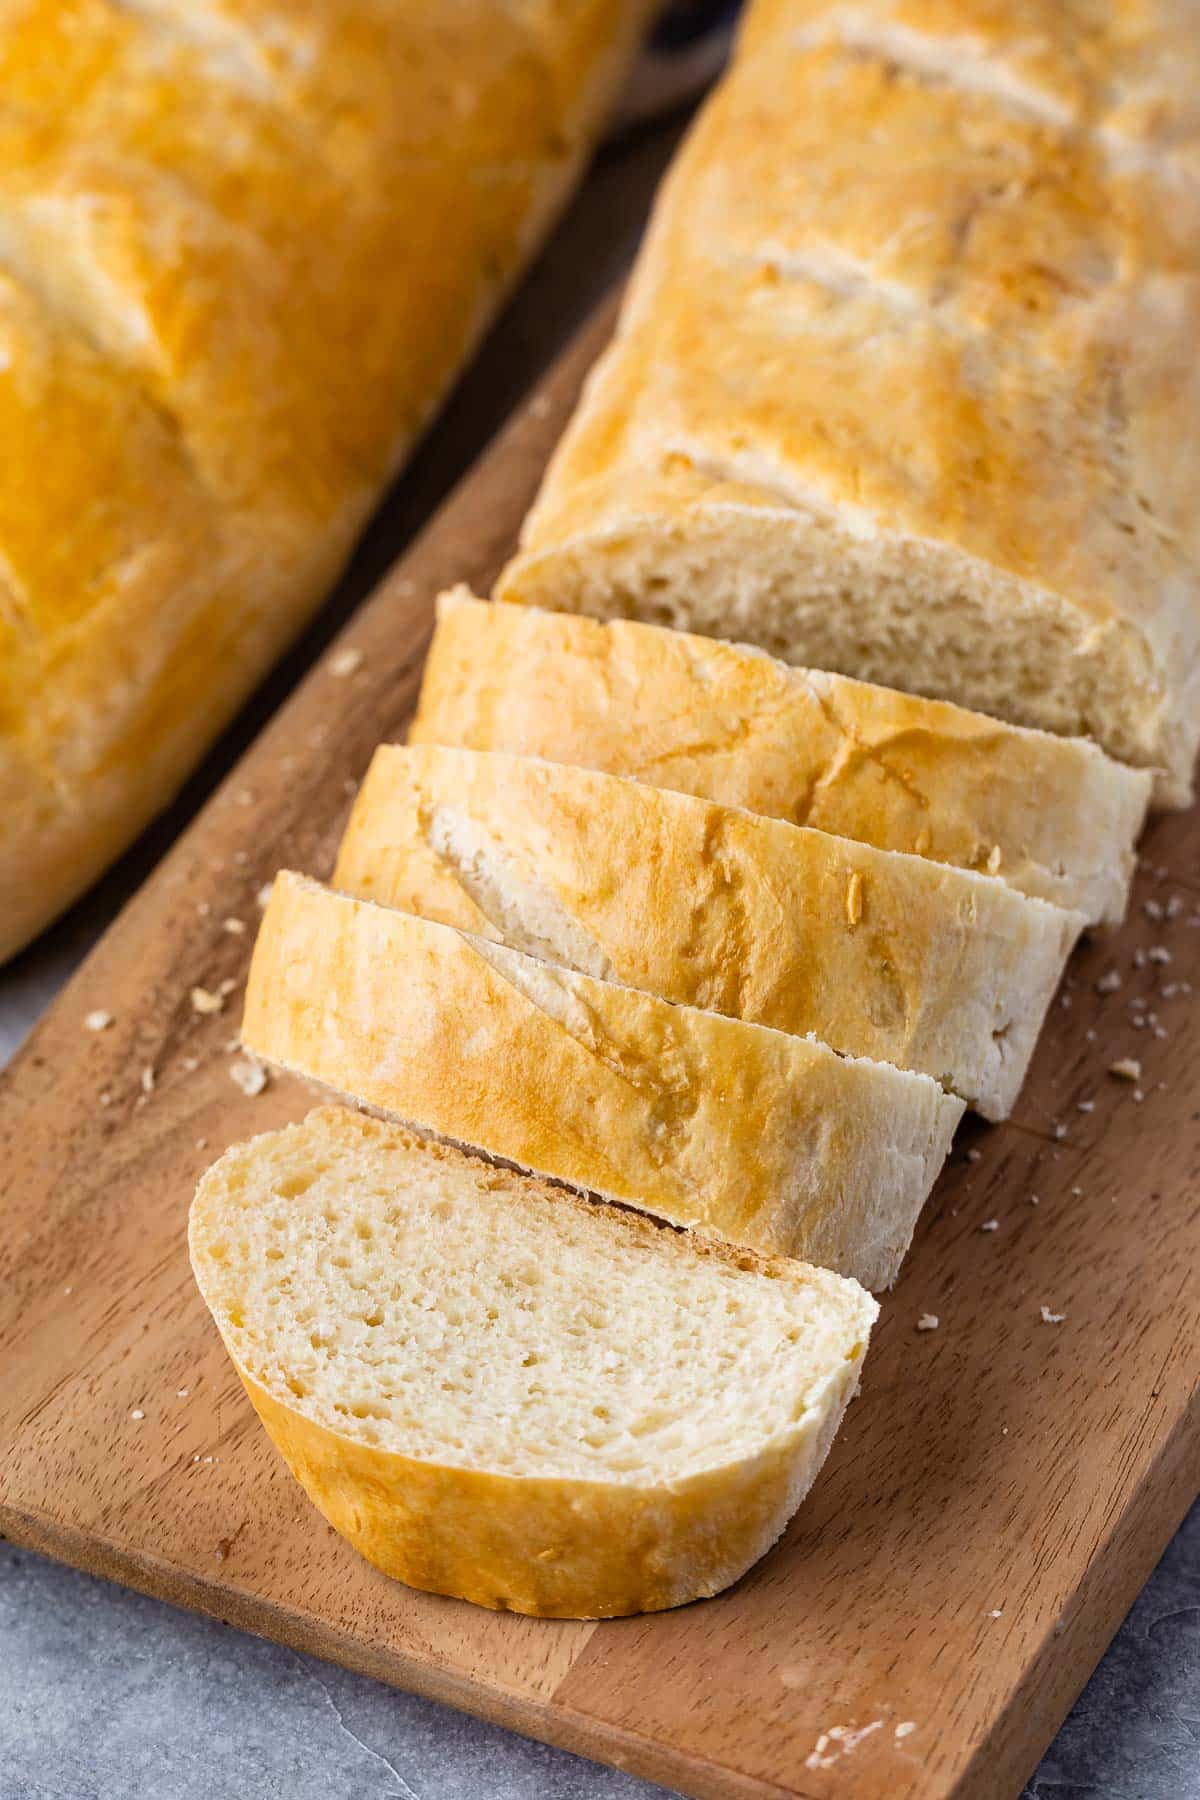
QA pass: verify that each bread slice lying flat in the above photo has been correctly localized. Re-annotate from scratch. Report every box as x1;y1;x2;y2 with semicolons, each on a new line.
244;874;964;1289
411;591;1149;927
190;1107;878;1617
335;743;1083;1120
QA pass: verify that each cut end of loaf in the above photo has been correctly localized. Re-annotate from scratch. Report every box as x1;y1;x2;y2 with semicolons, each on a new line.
189;1108;877;1616
191;1106;875;1484
496;510;1194;807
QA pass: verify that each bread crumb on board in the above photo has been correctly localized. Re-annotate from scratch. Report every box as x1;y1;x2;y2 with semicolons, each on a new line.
84;1009;113;1032
1108;1058;1142;1082
805;1721;884;1770
191;985;226;1015
1040;1305;1067;1325
222;917;247;935
917;1313;939;1331
328;646;364;678
980;1218;999;1233
230;1056;268;1098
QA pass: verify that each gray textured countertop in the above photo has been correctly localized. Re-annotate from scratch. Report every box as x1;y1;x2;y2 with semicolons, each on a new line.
2;1509;1196;1800
1;114;1197;1800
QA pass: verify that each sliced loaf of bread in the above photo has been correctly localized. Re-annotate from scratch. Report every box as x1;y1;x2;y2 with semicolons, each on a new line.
411;591;1149;926
335;742;1083;1119
243;873;964;1289
190;1107;878;1617
493;9;1200;802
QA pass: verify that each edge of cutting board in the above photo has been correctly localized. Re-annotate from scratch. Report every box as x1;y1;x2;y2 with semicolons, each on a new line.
1;291;1197;1800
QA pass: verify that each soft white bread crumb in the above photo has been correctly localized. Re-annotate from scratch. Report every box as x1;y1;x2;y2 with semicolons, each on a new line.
190;1106;878;1617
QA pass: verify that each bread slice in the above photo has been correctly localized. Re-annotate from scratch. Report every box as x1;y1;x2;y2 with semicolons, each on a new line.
243;873;964;1289
494;12;1200;804
410;591;1150;926
335;742;1083;1120
190;1106;878;1618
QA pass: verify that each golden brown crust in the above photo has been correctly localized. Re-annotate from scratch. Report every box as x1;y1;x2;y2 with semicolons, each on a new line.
242;874;964;1289
497;2;1200;800
335;741;1083;1118
741;0;1200;172
235;1362;853;1617
0;0;654;964
411;593;1150;926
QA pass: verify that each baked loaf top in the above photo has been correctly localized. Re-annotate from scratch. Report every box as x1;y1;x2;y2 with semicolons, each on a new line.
335;741;1083;1118
243;873;964;1289
411;592;1149;926
741;0;1200;171
0;0;652;964
497;0;1200;801
190;1105;877;1617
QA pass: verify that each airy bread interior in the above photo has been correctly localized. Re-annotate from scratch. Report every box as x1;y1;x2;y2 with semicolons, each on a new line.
191;1107;876;1484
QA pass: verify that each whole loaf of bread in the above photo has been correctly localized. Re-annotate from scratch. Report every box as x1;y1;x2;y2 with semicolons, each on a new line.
0;0;653;964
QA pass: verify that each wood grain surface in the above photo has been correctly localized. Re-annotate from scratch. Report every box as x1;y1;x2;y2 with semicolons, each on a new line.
1;296;1197;1800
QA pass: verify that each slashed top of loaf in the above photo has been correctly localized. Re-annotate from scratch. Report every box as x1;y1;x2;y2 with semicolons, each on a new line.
740;0;1200;170
191;1107;876;1484
0;0;642;843
498;0;1200;793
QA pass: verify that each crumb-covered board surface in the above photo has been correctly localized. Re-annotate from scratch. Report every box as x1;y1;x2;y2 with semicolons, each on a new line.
0;300;1197;1800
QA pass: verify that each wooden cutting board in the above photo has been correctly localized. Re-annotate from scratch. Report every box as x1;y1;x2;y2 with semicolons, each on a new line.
1;296;1197;1800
